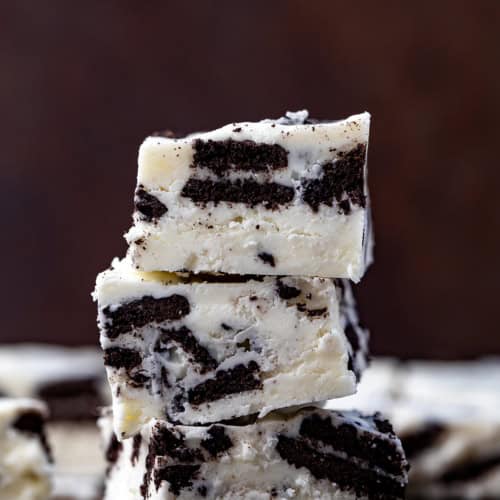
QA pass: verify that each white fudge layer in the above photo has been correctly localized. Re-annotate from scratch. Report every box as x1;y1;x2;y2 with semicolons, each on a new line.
93;258;368;437
326;359;500;500
126;111;372;281
0;398;53;500
99;407;407;500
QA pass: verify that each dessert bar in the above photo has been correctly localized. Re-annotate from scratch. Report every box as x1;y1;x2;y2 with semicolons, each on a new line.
100;407;408;500
126;110;372;281
94;258;368;436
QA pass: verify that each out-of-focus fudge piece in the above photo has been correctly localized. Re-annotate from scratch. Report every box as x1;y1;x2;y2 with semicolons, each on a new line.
395;360;500;500
93;258;368;437
99;407;408;500
0;344;109;420
0;398;53;500
125;110;372;281
45;421;105;500
327;358;500;499
0;345;109;498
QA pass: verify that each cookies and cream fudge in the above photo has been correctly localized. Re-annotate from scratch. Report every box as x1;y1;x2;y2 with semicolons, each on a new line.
0;398;53;500
0;344;109;421
125;110;372;281
93;258;368;437
327;359;500;499
395;360;500;500
100;407;408;500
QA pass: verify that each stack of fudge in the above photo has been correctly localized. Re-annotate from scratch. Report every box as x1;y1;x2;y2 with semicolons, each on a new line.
93;111;409;499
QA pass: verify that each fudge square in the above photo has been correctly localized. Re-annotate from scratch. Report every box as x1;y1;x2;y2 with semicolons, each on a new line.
100;407;408;500
0;398;53;500
93;258;368;437
126;110;372;281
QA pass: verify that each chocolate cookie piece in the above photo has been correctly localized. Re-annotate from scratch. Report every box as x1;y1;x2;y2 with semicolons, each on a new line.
102;294;190;339
192;139;288;175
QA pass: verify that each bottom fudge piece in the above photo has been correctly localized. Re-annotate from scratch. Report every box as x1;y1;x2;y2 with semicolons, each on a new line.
0;398;53;500
100;407;408;500
0;344;109;421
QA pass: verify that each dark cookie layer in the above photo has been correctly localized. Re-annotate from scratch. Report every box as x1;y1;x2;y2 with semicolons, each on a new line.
105;433;123;475
13;410;52;462
300;413;404;476
201;425;233;457
401;422;446;459
258;252;275;267
102;294;190;339
135;186;168;221
277;435;405;500
302;143;366;214
131;434;142;465
36;377;102;420
159;326;217;373
439;453;500;484
187;361;262;406
193;139;288;175
276;279;301;300
104;347;142;370
154;464;200;496
141;423;202;497
181;178;294;209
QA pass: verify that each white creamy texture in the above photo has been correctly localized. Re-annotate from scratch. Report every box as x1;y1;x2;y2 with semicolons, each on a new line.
93;258;364;438
126;111;371;281
52;474;103;500
100;408;405;500
0;344;106;398
0;399;53;500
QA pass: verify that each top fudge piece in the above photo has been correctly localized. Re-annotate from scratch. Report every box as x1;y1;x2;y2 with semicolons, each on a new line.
126;110;372;281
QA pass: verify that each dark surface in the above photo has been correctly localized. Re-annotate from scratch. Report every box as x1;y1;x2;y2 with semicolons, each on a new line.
1;1;499;358
276;434;405;499
187;361;262;406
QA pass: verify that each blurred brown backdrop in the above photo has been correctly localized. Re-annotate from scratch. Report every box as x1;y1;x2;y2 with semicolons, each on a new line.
1;1;499;358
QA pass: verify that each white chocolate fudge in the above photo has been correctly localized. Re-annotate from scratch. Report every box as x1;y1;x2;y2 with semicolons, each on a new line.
0;344;109;421
0;398;53;500
93;258;368;437
326;359;500;499
125;110;372;281
394;360;500;500
99;407;408;500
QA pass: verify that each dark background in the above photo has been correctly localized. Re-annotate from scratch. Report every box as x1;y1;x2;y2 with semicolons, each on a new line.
1;1;499;358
